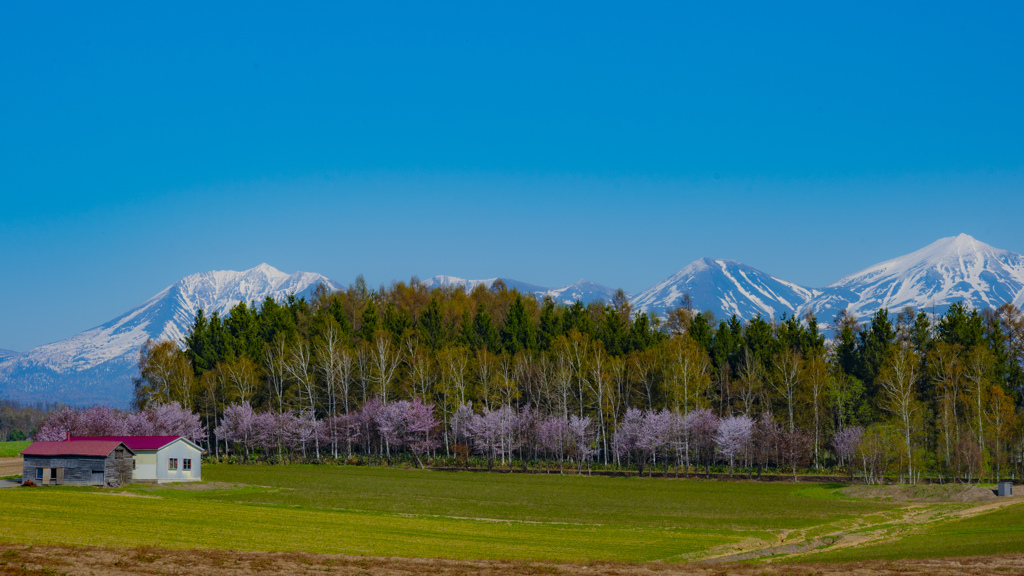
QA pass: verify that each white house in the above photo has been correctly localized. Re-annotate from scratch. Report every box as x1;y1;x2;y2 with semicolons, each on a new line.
72;436;204;483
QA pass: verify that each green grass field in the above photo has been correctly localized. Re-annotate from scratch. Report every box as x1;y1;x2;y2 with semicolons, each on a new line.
0;464;1020;564
0;440;30;457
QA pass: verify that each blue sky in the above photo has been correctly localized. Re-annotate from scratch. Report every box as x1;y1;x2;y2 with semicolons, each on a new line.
2;2;1023;351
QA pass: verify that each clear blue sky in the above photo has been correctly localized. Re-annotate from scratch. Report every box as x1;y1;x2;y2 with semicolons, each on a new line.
2;2;1023;351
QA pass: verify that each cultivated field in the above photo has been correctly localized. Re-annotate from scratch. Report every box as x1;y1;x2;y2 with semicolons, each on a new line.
0;464;1021;574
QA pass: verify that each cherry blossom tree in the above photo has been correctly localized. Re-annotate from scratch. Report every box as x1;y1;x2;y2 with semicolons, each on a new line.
715;414;753;476
753;412;781;478
612;408;648;474
468;408;502;469
832;426;863;470
780;428;812;481
686;408;719;476
254;411;291;460
539;414;570;472
215;402;257;459
449;402;474;451
568;415;598;473
405;398;439;467
35;407;84;441
146;402;205;441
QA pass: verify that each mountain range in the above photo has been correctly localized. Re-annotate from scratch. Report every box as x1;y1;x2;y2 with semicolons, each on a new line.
0;264;338;407
2;234;1022;406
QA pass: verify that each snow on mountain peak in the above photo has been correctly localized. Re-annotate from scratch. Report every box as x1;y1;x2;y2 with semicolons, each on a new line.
632;258;816;321
801;234;1024;324
0;265;339;406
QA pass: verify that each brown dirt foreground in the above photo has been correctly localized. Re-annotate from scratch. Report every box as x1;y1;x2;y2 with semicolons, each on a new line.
1;544;1023;576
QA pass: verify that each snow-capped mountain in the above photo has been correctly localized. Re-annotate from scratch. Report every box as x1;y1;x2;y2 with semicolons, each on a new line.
421;275;627;305
0;264;338;407
631;258;818;321
800;234;1024;324
0;349;21;362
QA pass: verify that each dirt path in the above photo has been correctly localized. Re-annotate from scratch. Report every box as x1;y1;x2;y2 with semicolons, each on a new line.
706;489;1024;563
0;543;1022;576
0;457;22;477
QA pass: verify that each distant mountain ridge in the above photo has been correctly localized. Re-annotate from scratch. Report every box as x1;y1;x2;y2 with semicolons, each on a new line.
420;275;630;306
3;234;1023;406
0;264;338;407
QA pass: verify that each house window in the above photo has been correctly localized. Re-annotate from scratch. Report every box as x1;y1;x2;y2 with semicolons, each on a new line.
35;468;43;480
168;458;178;471
183;459;191;471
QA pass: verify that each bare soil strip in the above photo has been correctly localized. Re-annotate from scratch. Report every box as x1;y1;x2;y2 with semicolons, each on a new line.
0;543;1023;576
0;458;21;477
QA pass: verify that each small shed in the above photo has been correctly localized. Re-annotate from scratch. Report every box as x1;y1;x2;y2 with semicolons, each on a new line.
998;481;1013;497
21;440;134;487
72;436;204;483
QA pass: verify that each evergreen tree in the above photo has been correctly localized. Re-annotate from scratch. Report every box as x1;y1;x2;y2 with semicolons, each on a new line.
383;301;413;343
185;309;212;376
562;300;594;337
628;312;658;351
500;294;536;353
711;320;742;375
743;316;777;364
689;312;714;353
359;300;380;342
538;297;562;350
937;302;985;348
857;308;895;398
598;304;630;356
418;296;448;350
472;303;502;352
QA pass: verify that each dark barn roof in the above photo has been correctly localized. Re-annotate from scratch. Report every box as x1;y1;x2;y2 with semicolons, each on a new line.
22;440;133;458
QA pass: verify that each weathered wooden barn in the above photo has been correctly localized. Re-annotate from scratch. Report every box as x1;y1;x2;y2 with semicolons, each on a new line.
21;440;134;487
72;436;204;483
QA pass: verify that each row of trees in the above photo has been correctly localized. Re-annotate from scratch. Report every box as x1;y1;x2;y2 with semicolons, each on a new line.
33;403;204;442
28;399;910;484
0;400;61;441
129;278;1024;481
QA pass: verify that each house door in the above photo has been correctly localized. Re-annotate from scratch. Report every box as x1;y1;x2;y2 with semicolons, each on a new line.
92;471;104;485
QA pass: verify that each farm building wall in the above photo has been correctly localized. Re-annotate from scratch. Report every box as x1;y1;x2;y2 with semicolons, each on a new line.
23;456;106;486
23;449;133;487
154;440;203;483
134;451;158;480
105;451;134;487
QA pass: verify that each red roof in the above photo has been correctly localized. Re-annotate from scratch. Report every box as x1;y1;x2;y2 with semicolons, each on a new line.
22;440;130;457
71;436;183;451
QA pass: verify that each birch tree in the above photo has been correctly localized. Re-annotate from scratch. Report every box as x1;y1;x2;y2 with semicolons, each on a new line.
878;344;920;482
371;332;402;404
772;348;803;433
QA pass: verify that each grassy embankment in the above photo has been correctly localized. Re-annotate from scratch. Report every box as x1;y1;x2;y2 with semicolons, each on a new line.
0;464;1020;563
0;441;30;458
799;502;1024;561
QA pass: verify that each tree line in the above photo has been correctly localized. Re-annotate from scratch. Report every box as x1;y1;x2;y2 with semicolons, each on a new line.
127;276;1024;482
0;400;63;442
